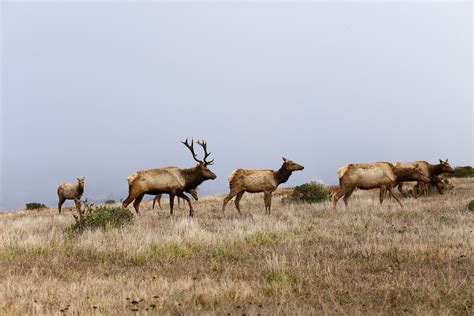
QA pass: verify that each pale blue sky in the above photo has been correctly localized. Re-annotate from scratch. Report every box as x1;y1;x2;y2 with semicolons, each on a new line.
1;2;472;210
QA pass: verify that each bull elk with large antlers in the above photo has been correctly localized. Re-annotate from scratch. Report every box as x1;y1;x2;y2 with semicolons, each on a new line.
122;139;216;216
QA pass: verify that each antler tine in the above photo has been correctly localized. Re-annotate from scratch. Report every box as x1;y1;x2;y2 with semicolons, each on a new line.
181;138;201;163
197;140;214;166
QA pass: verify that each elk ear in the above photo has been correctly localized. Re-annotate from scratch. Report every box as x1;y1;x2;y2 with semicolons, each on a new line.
439;159;443;164
445;159;448;163
282;157;288;162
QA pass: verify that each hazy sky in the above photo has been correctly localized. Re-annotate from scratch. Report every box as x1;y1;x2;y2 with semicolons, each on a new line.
1;2;472;210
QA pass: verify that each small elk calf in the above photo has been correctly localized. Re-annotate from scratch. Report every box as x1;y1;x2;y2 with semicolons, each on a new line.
57;177;85;213
152;188;199;210
222;157;304;215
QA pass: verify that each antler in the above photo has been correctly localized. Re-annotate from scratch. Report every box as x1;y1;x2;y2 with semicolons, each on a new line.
181;138;201;164
197;140;214;166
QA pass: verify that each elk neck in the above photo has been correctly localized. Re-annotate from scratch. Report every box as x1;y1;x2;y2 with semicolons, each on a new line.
392;166;412;181
427;163;443;176
182;165;206;189
77;183;84;195
274;164;293;185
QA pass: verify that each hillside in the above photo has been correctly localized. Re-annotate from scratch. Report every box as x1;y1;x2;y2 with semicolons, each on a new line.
0;178;473;314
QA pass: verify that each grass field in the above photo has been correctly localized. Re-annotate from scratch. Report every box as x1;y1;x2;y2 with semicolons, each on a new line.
0;178;473;314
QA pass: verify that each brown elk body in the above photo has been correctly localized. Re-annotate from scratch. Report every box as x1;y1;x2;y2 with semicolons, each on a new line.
57;177;85;214
152;188;198;210
122;140;216;216
395;159;454;196
222;157;304;215
333;162;430;208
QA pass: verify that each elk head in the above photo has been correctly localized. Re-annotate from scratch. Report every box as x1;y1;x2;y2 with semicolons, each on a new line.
182;139;217;180
76;177;85;186
439;159;454;173
282;157;304;171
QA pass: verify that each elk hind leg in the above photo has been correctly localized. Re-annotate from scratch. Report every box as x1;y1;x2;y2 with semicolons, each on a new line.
133;194;145;214
388;188;403;207
222;189;239;213
343;188;355;206
234;191;245;214
58;197;65;214
169;194;175;215
177;192;194;217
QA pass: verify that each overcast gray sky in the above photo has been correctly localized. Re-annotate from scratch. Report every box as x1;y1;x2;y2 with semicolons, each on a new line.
0;2;472;210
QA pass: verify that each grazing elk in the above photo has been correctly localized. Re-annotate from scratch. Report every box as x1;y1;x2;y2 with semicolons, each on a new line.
333;162;430;208
394;159;454;196
122;139;216;216
222;157;304;215
152;188;198;210
57;177;85;214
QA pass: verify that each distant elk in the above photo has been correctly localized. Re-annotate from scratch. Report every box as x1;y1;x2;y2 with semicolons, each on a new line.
152;188;198;210
57;177;85;214
394;159;454;196
333;162;430;208
222;157;304;215
122;139;216;216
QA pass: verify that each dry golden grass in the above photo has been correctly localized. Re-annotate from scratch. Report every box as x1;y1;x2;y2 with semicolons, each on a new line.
0;178;473;315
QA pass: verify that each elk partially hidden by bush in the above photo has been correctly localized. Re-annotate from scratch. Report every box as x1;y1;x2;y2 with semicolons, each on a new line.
57;177;85;214
152;188;198;210
395;159;454;196
122;139;216;216
333;162;430;208
222;157;304;215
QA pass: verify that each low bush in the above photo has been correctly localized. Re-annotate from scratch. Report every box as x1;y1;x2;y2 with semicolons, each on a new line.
67;202;134;233
468;200;474;211
25;202;46;210
282;181;332;204
445;166;474;178
104;200;116;205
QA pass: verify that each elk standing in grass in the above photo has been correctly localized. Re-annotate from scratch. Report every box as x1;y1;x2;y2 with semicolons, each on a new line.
122;139;216;216
333;162;430;208
57;177;85;214
222;157;304;215
152;188;198;210
395;159;454;196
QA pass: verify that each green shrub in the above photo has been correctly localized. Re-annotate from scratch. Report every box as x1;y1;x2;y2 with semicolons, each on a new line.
445;166;474;178
468;200;474;211
67;203;134;233
25;202;47;210
104;199;116;205
282;181;332;204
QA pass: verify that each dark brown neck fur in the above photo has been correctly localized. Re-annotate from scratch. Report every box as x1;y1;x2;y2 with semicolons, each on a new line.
274;164;293;185
427;163;443;176
182;166;206;190
392;167;414;181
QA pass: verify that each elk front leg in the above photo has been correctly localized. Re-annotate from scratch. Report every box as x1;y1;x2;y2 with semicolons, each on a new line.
263;191;273;214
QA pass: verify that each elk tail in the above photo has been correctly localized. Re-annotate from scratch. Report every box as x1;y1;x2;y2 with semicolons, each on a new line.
337;164;351;179
127;172;140;187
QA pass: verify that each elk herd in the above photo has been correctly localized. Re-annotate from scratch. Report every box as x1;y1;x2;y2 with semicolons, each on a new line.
56;139;455;217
